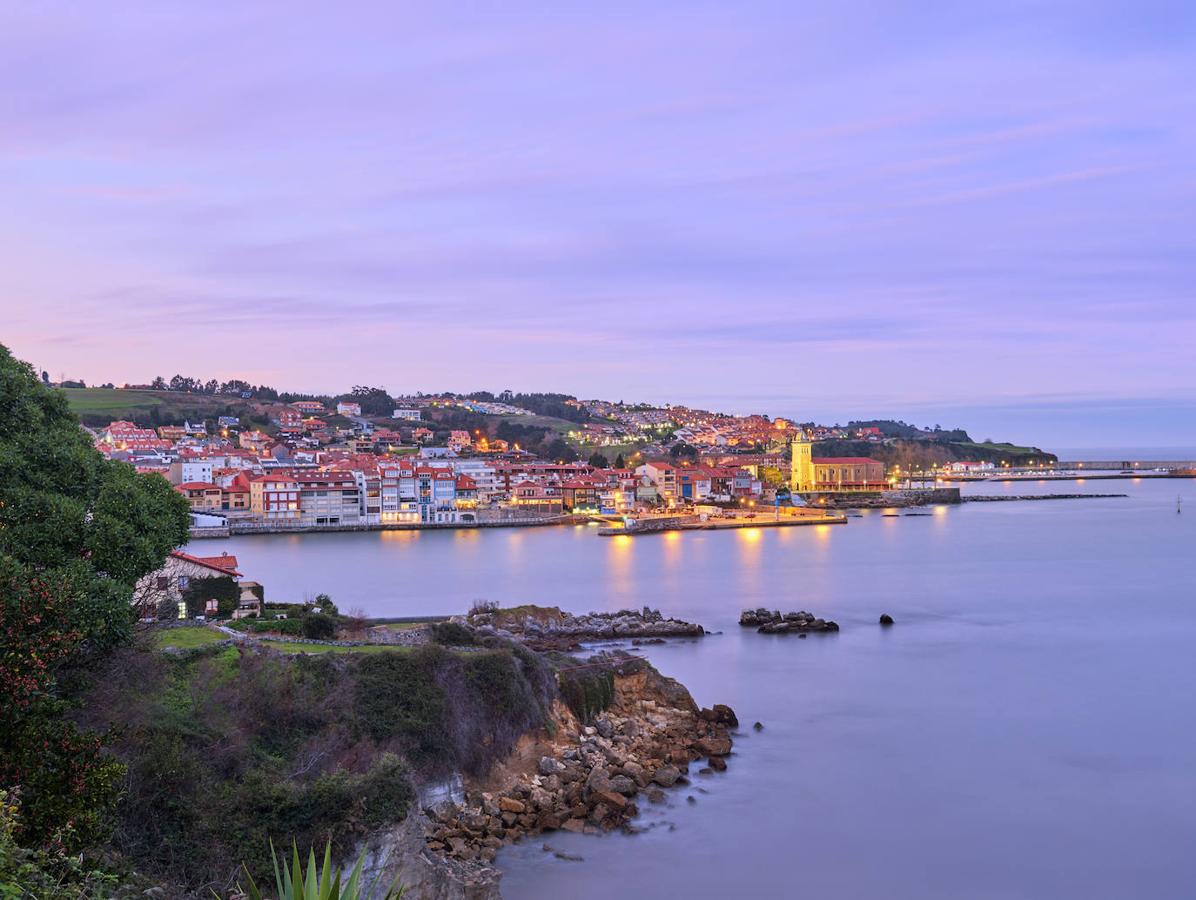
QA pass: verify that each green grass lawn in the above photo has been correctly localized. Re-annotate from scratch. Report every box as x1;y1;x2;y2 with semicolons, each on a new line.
155;626;227;649
497;413;577;434
62;386;249;426
63;387;165;413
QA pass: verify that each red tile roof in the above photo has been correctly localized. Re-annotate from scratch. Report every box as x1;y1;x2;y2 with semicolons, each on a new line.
169;550;242;577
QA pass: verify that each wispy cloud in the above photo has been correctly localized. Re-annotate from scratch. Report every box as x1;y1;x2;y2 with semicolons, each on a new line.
0;0;1194;444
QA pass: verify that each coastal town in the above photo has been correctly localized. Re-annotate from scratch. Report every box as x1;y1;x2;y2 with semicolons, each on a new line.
74;380;1056;537
67;377;1189;541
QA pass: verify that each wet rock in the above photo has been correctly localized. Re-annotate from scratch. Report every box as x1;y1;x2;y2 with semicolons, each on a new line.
651;765;681;787
699;704;739;728
694;736;732;757
708;756;727;772
753;721;764;731
608;775;637;796
498;797;526;814
879;613;894;626
746;608;841;634
592;789;628;811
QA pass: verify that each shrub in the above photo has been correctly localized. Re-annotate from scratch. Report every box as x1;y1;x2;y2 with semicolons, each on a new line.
558;667;615;724
301;613;337;640
429;621;475;646
240;839;405;900
353;651;451;767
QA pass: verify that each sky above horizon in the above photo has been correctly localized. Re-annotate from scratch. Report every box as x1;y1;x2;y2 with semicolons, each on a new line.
2;1;1194;448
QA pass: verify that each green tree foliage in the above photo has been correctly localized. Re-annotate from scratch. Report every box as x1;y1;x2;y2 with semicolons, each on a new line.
345;386;395;417
669;441;698;460
542;438;578;463
0;344;191;852
301;613;337;640
587;452;609;468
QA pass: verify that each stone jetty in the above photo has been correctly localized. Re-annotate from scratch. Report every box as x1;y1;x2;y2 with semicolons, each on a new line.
739;608;840;634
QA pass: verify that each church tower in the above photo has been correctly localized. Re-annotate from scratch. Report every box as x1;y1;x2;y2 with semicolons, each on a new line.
790;429;814;493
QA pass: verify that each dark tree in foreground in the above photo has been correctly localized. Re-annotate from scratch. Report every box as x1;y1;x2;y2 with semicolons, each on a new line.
0;344;191;852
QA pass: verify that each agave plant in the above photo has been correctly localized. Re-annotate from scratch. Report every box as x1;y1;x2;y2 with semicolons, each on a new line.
239;840;404;900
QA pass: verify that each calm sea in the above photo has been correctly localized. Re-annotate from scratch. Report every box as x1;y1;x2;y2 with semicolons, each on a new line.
215;477;1196;899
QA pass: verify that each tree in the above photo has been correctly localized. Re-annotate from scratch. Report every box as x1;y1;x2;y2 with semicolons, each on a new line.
542;438;578;463
614;454;626;469
347;386;396;417
150;375;167;390
587;452;609;468
302;613;337;640
670;441;697;460
0;344;191;852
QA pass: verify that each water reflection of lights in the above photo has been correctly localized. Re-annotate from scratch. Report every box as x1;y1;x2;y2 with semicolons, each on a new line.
380;529;420;542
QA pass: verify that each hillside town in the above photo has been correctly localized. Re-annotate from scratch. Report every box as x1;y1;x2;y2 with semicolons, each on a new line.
82;387;1027;535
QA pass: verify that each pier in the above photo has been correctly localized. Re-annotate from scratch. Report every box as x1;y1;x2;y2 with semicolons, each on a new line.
598;508;846;536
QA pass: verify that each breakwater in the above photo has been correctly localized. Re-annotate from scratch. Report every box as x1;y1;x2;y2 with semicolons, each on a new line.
964;493;1129;502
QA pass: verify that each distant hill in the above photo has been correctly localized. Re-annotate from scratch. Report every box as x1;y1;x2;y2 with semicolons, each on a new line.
63;387;254;428
814;438;1055;469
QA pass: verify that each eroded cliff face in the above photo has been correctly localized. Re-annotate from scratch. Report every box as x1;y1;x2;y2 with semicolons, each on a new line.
356;656;736;899
352;812;501;900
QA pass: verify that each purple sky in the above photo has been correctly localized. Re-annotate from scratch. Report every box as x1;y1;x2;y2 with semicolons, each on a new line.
3;2;1194;448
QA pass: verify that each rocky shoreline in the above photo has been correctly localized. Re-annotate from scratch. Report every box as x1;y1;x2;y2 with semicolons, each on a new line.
460;605;705;651
739;608;840;634
364;653;736;897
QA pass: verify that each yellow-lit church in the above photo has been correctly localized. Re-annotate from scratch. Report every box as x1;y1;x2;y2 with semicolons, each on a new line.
790;431;887;493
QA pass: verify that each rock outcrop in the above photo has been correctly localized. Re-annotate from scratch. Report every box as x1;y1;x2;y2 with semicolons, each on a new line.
417;655;734;876
739;608;840;633
461;605;704;650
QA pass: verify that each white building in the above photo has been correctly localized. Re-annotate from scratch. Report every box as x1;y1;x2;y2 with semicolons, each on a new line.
169;458;214;486
451;459;499;501
392;408;422;420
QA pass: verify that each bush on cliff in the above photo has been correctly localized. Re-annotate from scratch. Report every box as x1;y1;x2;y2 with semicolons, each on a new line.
429;620;476;646
0;344;190;855
79;639;557;894
558;666;615;724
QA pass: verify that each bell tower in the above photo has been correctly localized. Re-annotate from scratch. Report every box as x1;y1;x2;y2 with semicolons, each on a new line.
790;429;814;492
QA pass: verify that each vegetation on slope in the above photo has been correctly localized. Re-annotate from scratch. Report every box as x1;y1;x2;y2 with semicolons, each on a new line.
814;437;1055;469
0;345;191;854
77;638;556;895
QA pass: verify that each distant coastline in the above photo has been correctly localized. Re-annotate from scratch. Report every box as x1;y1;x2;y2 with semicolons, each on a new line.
1048;446;1196;462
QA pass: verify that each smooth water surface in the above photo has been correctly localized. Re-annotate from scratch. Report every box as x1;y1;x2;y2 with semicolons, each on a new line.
214;479;1196;899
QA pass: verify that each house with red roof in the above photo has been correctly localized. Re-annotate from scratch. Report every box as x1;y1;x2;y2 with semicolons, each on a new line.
133;550;243;617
